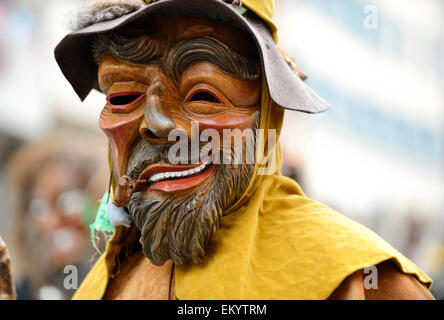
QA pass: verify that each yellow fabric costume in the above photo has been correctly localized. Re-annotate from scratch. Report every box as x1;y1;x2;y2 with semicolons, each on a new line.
71;0;431;300
73;79;431;300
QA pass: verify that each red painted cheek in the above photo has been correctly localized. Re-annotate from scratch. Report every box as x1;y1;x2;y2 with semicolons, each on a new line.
99;108;144;178
196;110;259;133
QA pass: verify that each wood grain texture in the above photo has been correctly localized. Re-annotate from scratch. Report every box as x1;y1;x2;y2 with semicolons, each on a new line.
97;15;261;209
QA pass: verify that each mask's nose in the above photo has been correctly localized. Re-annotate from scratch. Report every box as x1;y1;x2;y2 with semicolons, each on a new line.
140;80;176;142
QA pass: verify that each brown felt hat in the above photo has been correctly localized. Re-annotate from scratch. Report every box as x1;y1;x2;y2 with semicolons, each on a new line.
54;0;329;114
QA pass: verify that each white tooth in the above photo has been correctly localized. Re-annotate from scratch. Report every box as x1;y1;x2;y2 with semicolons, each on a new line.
150;164;210;182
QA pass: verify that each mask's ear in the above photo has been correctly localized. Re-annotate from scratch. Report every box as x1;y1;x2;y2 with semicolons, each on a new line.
278;47;307;81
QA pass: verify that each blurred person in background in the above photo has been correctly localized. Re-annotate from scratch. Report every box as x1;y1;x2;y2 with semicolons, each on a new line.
0;235;16;300
5;132;107;300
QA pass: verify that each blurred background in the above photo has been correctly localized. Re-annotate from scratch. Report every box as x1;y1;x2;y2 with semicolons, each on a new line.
0;0;443;299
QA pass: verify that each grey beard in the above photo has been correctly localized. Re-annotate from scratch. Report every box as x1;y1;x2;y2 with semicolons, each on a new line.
127;114;259;266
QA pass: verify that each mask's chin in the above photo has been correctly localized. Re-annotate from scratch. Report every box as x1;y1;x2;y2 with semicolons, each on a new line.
124;112;260;266
127;160;253;266
137;158;216;193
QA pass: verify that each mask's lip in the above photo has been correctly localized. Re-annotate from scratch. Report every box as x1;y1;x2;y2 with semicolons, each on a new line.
147;163;215;192
138;157;212;181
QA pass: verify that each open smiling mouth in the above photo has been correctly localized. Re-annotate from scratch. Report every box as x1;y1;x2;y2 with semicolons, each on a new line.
138;158;215;192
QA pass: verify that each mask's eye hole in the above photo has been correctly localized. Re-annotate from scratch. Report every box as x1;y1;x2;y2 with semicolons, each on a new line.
187;90;222;104
108;94;143;106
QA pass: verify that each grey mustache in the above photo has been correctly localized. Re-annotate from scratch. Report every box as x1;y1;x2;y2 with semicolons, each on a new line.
126;139;168;180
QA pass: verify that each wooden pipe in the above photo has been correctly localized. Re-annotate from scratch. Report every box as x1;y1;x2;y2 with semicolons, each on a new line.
112;175;150;208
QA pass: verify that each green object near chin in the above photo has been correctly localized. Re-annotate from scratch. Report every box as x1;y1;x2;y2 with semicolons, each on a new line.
90;192;115;254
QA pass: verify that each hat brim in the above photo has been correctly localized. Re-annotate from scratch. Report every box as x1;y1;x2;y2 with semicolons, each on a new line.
54;0;329;114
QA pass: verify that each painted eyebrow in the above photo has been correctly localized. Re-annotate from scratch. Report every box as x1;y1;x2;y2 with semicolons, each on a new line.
162;36;260;86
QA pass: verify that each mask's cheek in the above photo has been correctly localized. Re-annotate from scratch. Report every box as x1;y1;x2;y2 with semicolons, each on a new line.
194;109;260;156
99;107;144;178
197;109;259;132
179;109;259;165
171;108;259;137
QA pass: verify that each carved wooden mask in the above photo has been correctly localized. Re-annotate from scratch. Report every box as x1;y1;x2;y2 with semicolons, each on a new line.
95;14;262;265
